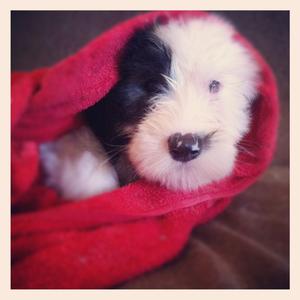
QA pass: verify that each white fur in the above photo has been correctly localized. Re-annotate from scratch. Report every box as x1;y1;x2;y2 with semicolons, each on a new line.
40;127;119;200
128;16;260;191
40;16;260;198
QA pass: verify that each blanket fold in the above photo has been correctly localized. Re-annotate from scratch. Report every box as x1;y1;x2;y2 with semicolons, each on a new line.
11;11;279;289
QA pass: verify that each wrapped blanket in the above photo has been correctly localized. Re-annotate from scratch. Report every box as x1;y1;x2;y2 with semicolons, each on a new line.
11;11;279;289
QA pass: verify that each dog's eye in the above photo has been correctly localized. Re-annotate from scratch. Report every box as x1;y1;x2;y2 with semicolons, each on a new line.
209;80;221;93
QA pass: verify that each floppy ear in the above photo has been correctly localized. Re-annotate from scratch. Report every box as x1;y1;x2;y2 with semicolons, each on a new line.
83;82;133;158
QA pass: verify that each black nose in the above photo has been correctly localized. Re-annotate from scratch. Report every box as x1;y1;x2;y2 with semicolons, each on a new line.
168;133;202;162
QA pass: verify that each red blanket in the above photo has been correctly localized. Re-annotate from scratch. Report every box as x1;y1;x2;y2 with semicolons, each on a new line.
11;11;279;289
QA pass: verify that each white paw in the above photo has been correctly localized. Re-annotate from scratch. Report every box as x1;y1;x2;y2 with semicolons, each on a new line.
39;127;119;200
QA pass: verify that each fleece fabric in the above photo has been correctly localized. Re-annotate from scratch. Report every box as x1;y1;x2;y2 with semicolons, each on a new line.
11;11;279;289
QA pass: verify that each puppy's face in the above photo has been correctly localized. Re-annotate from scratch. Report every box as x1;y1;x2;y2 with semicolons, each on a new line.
127;17;260;191
86;16;260;191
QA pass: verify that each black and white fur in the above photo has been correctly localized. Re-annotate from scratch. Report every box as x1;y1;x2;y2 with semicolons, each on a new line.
40;15;260;200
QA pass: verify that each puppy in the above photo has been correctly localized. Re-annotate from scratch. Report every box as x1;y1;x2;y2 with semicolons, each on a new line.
40;15;260;200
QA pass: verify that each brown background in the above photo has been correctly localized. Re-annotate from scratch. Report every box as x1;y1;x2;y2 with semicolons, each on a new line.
11;11;289;289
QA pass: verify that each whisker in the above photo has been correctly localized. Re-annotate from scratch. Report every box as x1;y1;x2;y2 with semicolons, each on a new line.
236;145;256;157
102;141;127;148
87;148;125;181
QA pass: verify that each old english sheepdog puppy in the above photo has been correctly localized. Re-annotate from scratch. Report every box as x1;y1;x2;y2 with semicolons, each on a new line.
40;15;260;200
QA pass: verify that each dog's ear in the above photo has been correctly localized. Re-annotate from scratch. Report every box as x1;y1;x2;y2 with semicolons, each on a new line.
83;78;150;158
82;82;130;155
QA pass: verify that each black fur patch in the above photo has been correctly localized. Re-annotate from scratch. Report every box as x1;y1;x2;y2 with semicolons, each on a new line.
83;24;172;161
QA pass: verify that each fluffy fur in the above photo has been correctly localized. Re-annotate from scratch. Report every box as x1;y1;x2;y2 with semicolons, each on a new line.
40;15;260;199
40;127;119;199
128;16;260;190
